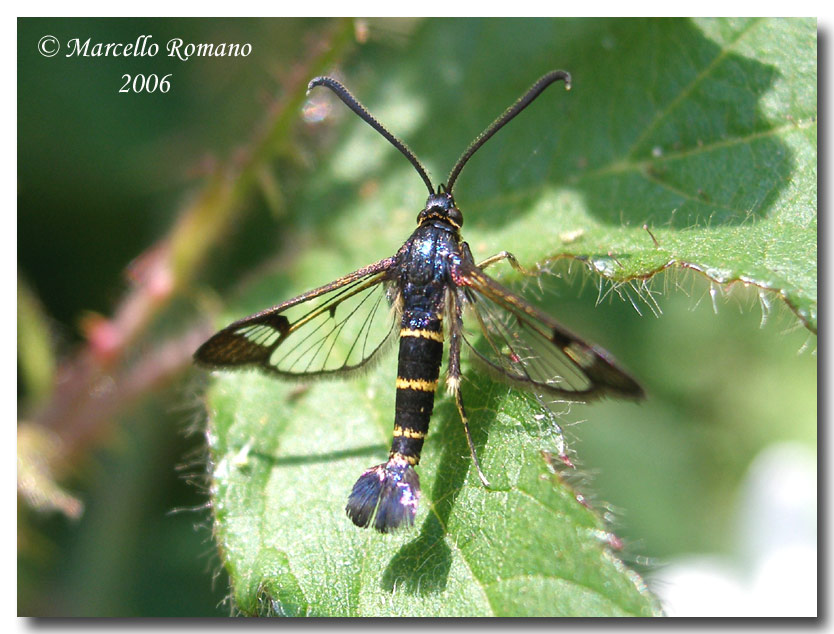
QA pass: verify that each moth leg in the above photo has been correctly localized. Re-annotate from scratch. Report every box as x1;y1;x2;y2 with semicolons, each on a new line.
476;250;532;276
447;290;490;488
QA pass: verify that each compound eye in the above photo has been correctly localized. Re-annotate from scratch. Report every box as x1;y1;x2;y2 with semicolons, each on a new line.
448;206;463;227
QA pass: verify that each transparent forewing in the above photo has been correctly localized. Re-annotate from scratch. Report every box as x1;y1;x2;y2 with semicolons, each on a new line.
195;257;401;379
456;264;644;401
268;275;400;377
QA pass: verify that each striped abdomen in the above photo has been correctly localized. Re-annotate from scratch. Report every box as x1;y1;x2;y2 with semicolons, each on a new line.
390;315;444;466
344;312;443;533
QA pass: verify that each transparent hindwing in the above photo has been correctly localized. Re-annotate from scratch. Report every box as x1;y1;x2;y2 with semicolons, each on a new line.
455;261;644;401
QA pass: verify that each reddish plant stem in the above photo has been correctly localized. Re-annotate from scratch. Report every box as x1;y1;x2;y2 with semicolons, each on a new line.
27;19;356;472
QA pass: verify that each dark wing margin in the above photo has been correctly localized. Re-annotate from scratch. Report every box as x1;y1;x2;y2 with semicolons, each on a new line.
194;256;400;379
455;262;644;401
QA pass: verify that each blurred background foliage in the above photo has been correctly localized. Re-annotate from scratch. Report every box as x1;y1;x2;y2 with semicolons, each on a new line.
17;18;815;616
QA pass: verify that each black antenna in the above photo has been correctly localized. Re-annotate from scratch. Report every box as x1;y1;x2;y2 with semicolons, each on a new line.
445;70;571;193
307;77;435;195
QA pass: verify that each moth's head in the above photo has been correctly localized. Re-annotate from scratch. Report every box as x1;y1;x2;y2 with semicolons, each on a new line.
417;191;463;229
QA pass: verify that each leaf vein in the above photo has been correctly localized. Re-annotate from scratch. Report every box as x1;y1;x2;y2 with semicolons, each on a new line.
450;526;497;616
626;18;766;158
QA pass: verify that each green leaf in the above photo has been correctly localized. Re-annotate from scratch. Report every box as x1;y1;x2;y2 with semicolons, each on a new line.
208;370;658;616
449;17;815;333
203;18;815;616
